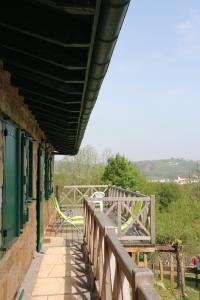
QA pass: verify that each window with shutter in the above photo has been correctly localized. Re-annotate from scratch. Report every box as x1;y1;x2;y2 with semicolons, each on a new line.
1;119;34;250
49;156;53;194
20;133;34;227
45;149;53;200
28;140;33;199
2;122;20;249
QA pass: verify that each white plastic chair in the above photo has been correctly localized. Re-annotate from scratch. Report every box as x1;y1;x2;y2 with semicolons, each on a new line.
90;191;105;198
90;191;105;212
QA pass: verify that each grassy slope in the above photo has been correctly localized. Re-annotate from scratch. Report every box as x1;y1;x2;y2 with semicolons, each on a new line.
154;276;200;300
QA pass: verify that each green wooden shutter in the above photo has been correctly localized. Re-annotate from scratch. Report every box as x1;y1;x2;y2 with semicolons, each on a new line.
45;149;49;200
50;155;53;193
45;150;52;200
20;133;33;226
28;140;33;199
21;133;28;227
37;145;44;252
2;122;20;248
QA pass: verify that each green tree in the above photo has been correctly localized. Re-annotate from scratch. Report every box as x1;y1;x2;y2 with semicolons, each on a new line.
101;153;146;190
158;183;182;210
54;145;105;186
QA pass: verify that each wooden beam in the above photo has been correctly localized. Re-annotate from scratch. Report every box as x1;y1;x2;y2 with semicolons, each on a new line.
35;117;77;131
0;43;87;70
39;125;76;135
67;185;108;188
32;116;77;129
44;130;76;139
124;245;176;253
0;27;88;68
24;96;80;112
150;195;156;244
11;76;83;96
0;23;90;48
156;245;176;252
25;99;80;113
29;105;78;122
31;112;79;126
0;2;93;44
41;132;76;141
123;246;156;253
5;62;85;84
10;71;84;95
0;45;87;72
33;0;95;15
170;254;174;291
19;88;81;104
100;197;151;202
27;102;80;119
119;236;151;241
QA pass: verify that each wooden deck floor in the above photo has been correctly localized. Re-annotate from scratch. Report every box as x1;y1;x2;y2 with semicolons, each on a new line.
21;224;98;300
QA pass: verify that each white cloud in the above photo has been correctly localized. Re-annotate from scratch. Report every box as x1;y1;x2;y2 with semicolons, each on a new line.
175;10;200;58
176;20;192;30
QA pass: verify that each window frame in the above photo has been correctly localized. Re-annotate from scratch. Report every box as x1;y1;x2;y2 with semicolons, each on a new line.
1;119;35;251
2;120;21;249
45;149;53;200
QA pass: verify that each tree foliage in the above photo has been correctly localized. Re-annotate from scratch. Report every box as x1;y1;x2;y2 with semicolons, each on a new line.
101;153;146;190
54;145;105;186
143;181;200;253
54;146;200;254
158;183;183;210
156;196;200;254
143;182;183;210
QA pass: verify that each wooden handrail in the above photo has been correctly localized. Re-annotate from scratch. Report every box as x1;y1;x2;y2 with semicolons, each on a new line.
56;184;148;206
90;197;151;202
107;185;146;197
84;199;161;300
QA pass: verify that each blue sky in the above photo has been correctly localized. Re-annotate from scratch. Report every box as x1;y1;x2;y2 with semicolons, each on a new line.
81;0;200;161
56;1;200;162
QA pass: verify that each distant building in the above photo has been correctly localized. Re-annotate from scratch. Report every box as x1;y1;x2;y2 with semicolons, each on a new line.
148;176;200;184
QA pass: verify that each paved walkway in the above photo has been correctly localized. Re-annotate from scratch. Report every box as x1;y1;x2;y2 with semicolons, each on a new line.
21;227;98;300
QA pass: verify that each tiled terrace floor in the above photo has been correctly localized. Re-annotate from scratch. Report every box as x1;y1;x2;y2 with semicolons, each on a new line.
21;225;98;300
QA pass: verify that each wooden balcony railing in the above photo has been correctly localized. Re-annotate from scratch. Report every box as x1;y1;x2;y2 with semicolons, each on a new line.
102;196;155;244
84;198;161;300
56;185;155;245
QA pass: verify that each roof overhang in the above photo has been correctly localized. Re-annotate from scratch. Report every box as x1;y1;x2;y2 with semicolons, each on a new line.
0;0;130;155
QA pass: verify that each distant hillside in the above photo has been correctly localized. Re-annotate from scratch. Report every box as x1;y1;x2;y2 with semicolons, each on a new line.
135;158;200;179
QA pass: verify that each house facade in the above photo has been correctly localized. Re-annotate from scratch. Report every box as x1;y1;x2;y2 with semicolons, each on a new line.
0;66;56;299
0;1;130;299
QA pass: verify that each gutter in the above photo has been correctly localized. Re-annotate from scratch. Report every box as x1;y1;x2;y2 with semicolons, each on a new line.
74;0;130;154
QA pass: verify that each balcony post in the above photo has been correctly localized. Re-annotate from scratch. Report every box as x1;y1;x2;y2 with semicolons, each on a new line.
150;195;155;245
55;184;59;200
118;200;121;237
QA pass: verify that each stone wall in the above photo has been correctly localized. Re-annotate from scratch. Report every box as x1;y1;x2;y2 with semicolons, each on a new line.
0;65;56;299
44;198;57;231
0;202;36;300
0;200;56;300
0;64;45;143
